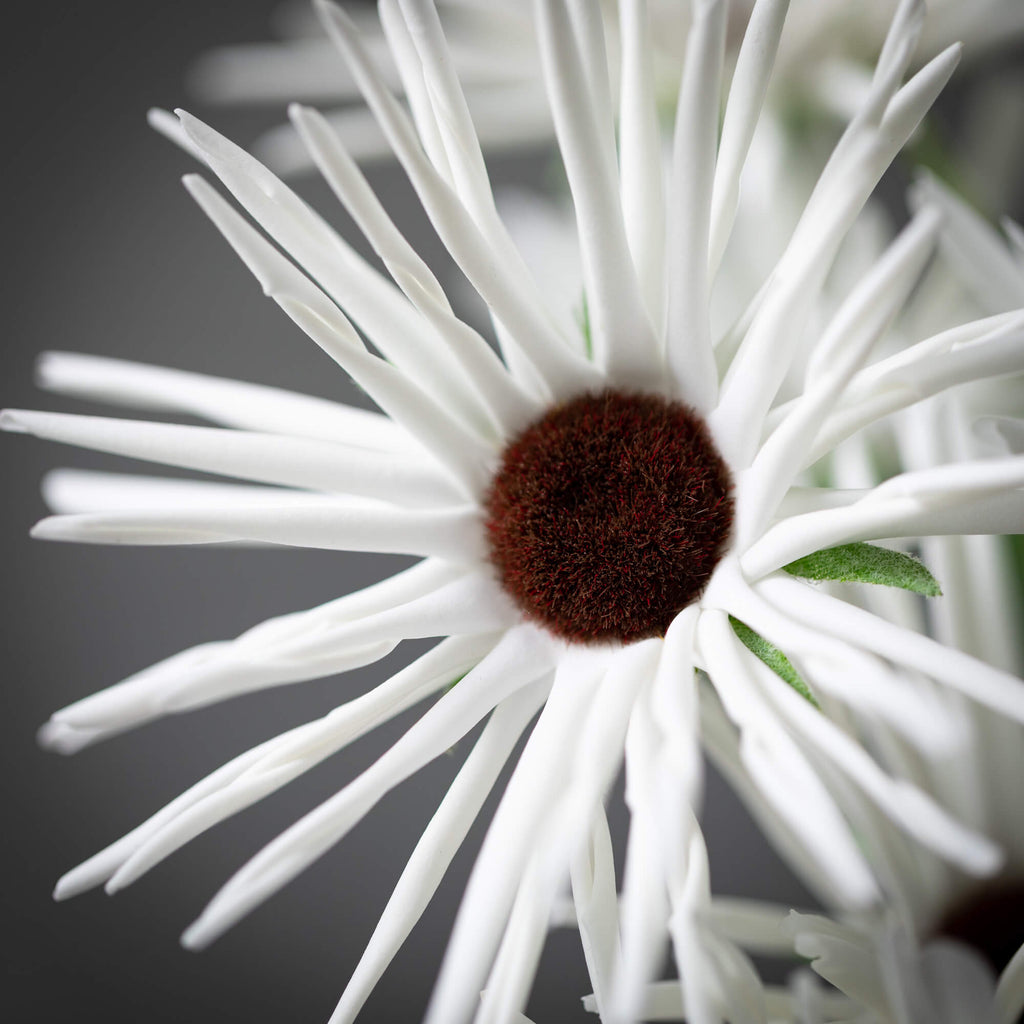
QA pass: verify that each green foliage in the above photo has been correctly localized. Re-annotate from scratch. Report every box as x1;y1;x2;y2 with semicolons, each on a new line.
783;542;941;597
729;616;818;707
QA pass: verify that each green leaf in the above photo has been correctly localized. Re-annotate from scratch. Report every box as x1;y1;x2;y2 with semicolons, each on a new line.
782;542;942;597
729;616;818;707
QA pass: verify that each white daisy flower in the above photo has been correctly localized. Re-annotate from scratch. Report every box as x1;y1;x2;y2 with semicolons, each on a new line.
9;1;1024;1021
185;0;1024;175
704;647;1024;1023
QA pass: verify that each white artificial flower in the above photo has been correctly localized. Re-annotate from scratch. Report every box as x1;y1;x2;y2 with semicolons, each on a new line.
702;655;1024;1022
184;0;1024;174
9;1;1024;1022
769;174;1024;1024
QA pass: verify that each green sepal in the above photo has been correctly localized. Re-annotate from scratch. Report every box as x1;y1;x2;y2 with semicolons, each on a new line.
729;616;818;707
783;542;941;597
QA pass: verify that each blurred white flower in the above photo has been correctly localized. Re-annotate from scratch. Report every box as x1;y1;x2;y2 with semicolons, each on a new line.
9;1;1024;1022
186;0;1024;175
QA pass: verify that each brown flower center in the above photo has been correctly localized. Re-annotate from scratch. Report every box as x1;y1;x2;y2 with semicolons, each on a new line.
483;389;734;644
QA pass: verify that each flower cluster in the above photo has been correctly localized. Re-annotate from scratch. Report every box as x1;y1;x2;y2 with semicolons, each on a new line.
9;0;1024;1022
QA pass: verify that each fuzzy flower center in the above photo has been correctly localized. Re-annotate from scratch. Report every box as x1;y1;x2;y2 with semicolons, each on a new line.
484;389;734;644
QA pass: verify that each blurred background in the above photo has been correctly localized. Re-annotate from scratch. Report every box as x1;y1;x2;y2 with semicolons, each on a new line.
2;2;1020;1022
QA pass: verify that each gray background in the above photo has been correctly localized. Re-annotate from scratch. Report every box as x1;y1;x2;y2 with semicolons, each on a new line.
9;2;1016;1022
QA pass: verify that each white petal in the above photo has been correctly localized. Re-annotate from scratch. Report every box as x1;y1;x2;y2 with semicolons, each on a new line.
801;313;1024;465
704;898;801;957
391;0;496;220
377;0;454;181
328;679;548;1024
480;638;659;1024
256;105;395;173
182;173;495;495
147;106;208;163
912;171;1024;314
41;470;367;515
52;633;496;901
2;409;461;506
423;643;607;1024
611;670;672;1024
997;942;1024;1024
533;0;661;390
707;0;790;277
35;350;410;450
45;561;473;735
617;0;666;325
177;110;503;438
739;623;1003;877
29;500;482;562
313;0;597;401
698;689;852;910
181;623;556;951
569;809;620;1018
757;575;1024;727
698;609;879;907
712;41;961;467
666;0;726;411
744;457;1024;578
737;206;942;546
474;846;557;1024
287;102;542;440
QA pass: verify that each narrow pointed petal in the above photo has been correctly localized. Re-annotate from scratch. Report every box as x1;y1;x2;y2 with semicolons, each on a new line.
44;561;454;734
618;0;666;324
30;502;482;561
180;624;556;951
328;679;548;1024
35;350;410;449
423;645;607;1024
182;173;495;496
147;107;207;162
699;610;879;907
314;0;597;400
708;0;790;276
534;0;662;389
737;205;942;545
41;470;369;516
799;312;1024;464
912;172;1024;313
611;688;672;1024
477;639;659;1024
474;847;558;1024
713;41;961;467
699;690;852;910
666;0;727;410
2;409;461;506
48;569;511;741
569;809;620;1019
176;109;495;433
53;633;495;900
757;575;1024;725
392;0;496;219
744;457;1024;577
288;102;542;440
108;636;510;895
734;616;1002;875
